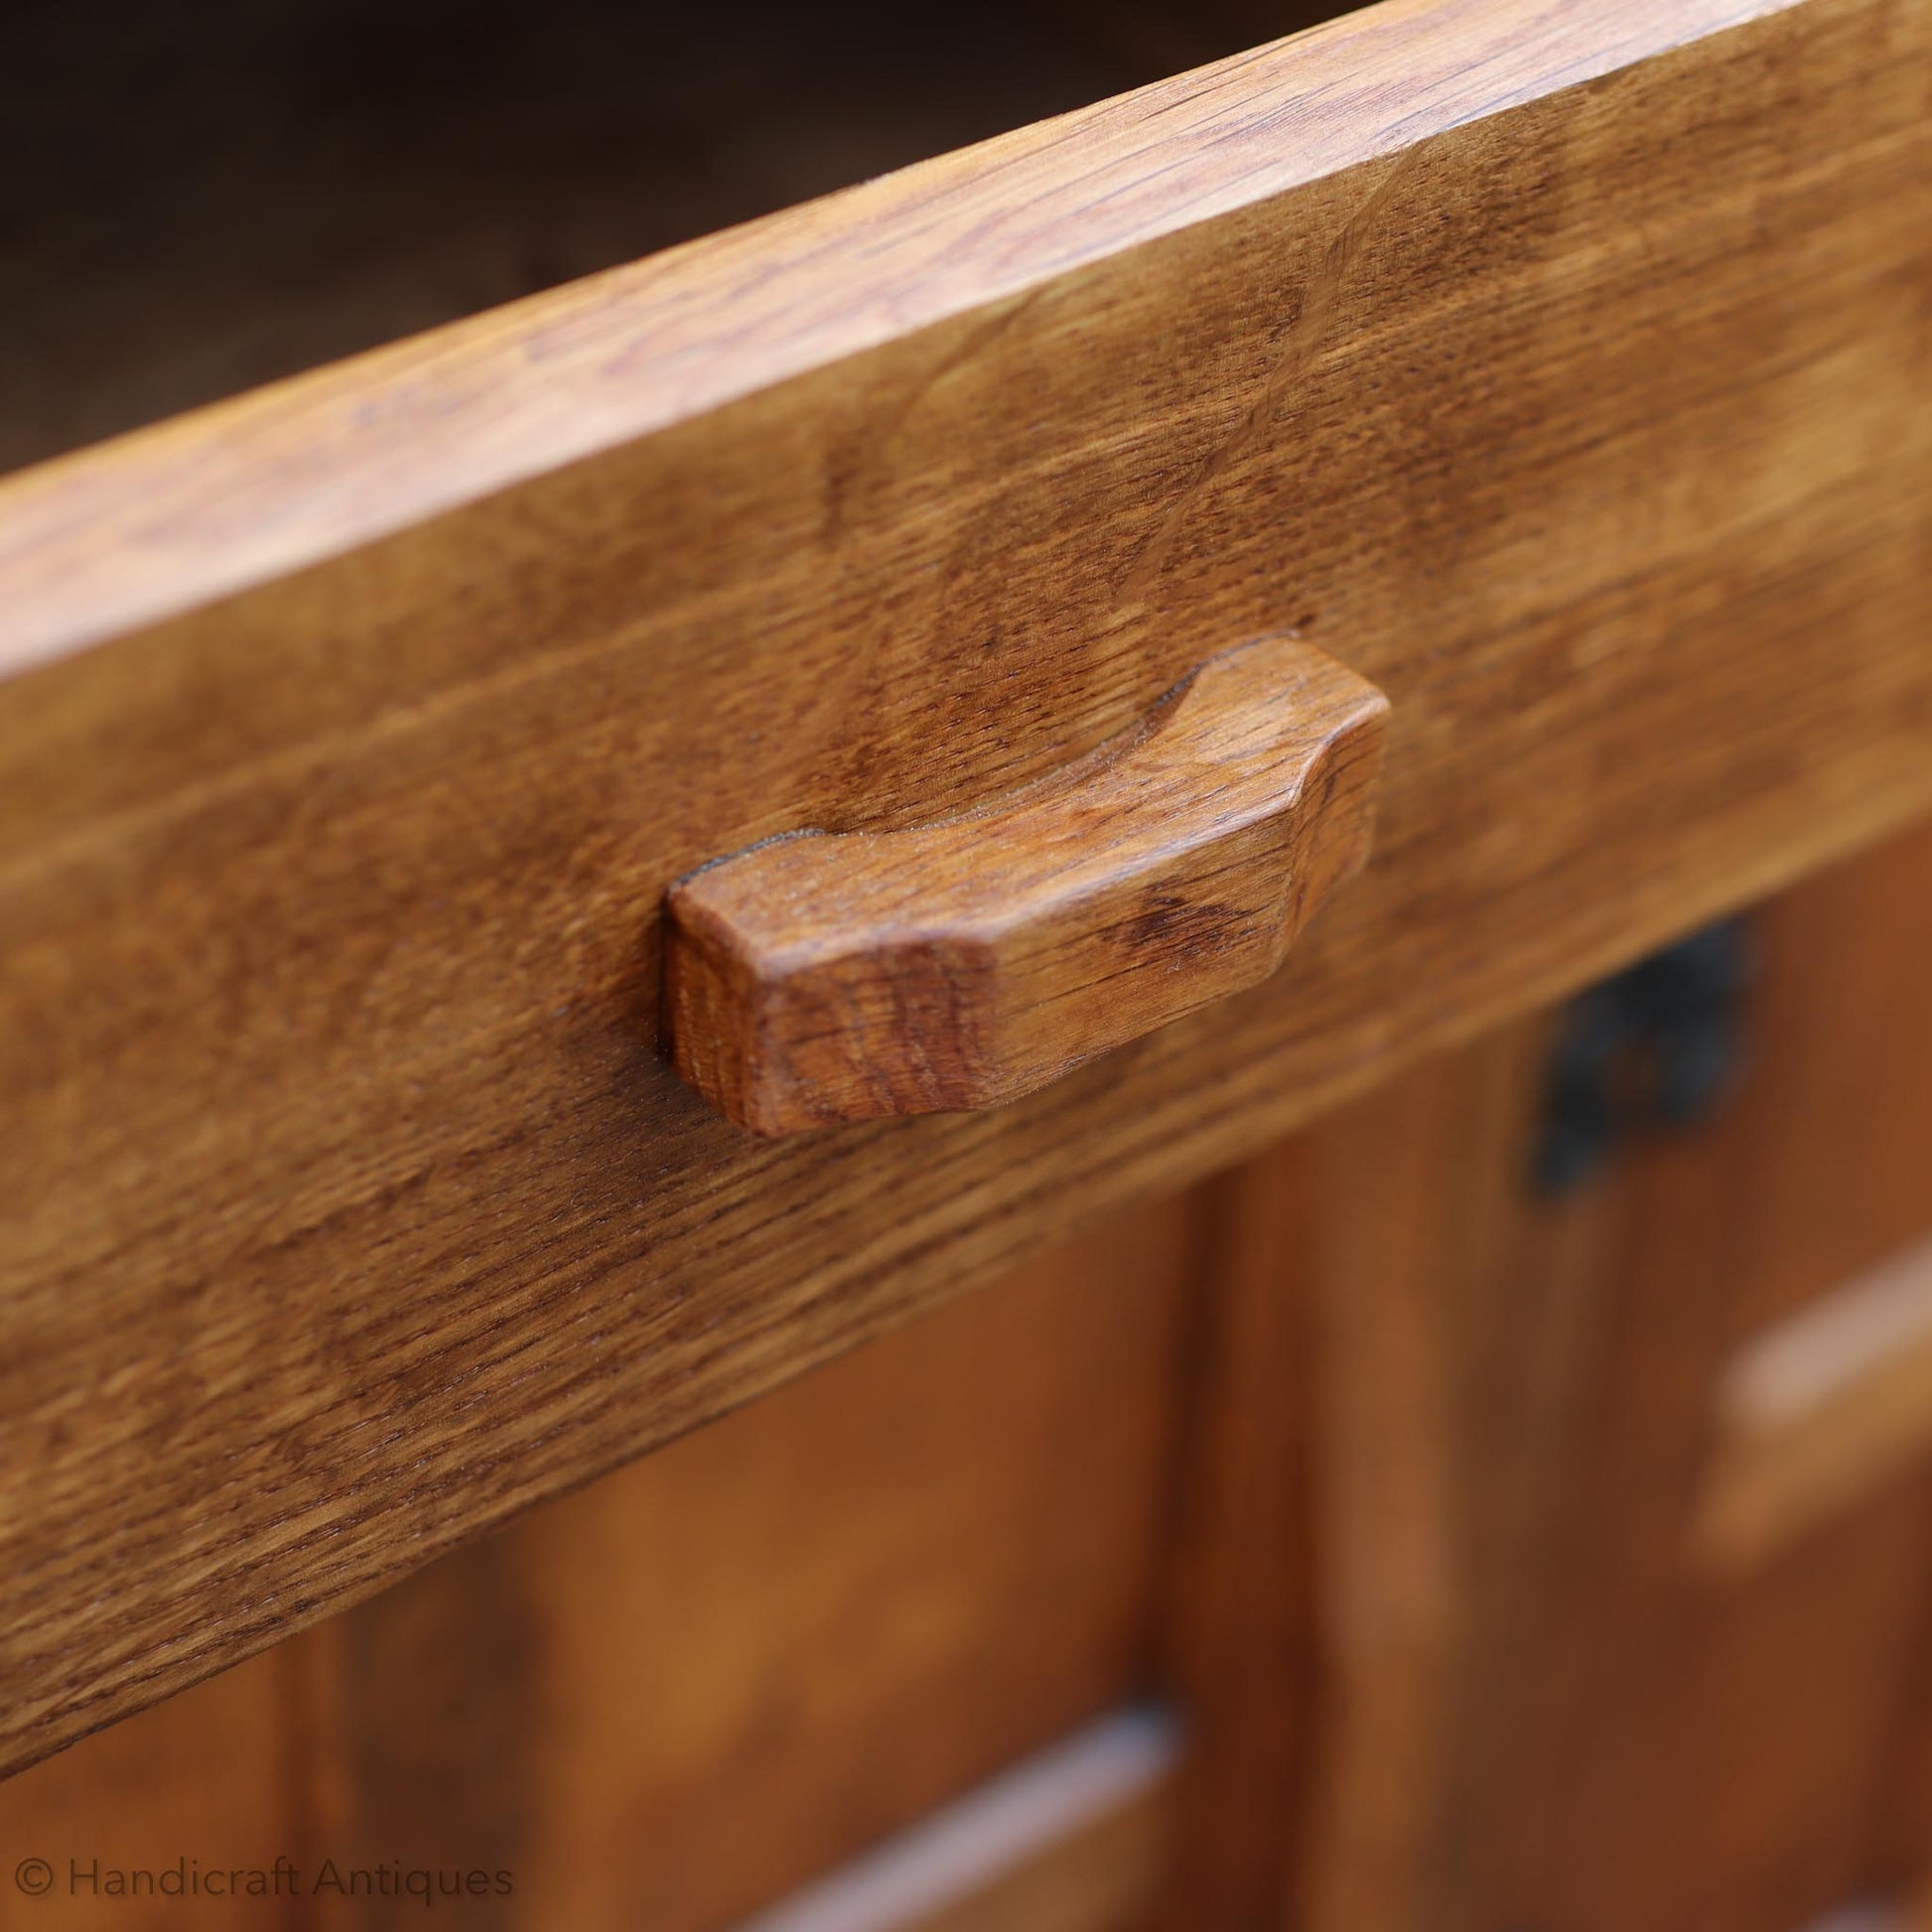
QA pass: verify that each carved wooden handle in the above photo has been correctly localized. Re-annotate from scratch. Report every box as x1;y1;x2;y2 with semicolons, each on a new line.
666;635;1389;1136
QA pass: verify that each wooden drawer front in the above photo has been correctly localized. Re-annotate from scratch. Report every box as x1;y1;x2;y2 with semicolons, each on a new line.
2;0;1930;1770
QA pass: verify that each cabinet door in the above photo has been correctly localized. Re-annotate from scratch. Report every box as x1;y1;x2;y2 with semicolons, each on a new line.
4;0;1931;1771
1216;817;1932;1932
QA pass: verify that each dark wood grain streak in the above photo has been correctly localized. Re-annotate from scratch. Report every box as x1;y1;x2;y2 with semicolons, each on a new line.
2;0;1930;1771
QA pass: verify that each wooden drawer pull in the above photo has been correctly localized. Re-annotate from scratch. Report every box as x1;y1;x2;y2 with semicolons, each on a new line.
665;635;1389;1136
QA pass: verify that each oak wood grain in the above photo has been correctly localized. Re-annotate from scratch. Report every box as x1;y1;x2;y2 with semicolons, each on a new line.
1157;1138;1325;1930
1452;820;1932;1932
1204;829;1932;1932
1276;1020;1556;1932
299;1201;1198;1932
3;0;1931;1771
0;1201;1198;1931
667;637;1386;1133
0;0;1791;672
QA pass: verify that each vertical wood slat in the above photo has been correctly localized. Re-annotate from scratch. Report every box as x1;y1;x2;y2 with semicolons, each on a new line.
1157;1147;1322;1930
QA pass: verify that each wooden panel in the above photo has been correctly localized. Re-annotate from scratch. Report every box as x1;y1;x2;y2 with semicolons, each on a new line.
1789;1909;1906;1932
0;1648;296;1932
1184;1018;1557;1932
729;1711;1173;1932
1155;1029;1548;1932
1696;1233;1932;1573
298;1196;1197;1931
1157;1132;1329;1929
1288;1024;1563;1932
6;0;1932;1769
1450;821;1932;1932
0;1196;1197;1931
1166;818;1932;1932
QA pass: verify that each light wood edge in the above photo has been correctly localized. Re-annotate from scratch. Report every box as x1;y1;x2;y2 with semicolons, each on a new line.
1794;1905;1906;1932
0;0;1791;678
1694;1231;1932;1574
726;1709;1176;1932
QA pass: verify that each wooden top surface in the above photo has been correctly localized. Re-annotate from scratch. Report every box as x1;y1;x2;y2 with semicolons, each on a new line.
0;0;1786;677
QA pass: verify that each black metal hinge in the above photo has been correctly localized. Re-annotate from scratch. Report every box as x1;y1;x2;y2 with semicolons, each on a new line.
1532;919;1753;1197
